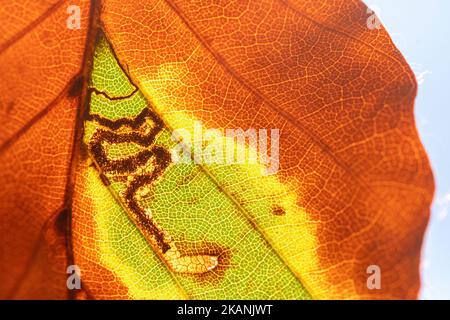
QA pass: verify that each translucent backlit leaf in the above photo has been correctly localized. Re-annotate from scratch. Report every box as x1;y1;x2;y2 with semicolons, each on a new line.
0;0;434;300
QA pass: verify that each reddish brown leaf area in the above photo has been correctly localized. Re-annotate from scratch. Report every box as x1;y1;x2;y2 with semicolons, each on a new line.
101;0;434;298
71;159;130;299
0;0;90;299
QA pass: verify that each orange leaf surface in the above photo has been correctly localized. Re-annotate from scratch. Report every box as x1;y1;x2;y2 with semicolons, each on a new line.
0;0;434;299
0;0;91;299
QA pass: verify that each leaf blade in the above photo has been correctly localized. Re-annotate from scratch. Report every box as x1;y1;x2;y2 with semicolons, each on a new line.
99;0;434;299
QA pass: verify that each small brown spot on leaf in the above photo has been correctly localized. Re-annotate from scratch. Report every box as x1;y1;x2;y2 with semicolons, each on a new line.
272;206;286;216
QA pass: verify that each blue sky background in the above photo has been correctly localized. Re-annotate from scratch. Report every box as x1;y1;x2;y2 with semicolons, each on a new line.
366;0;450;299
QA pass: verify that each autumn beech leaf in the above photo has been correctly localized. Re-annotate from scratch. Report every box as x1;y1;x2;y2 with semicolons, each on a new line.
0;0;92;299
0;0;434;300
